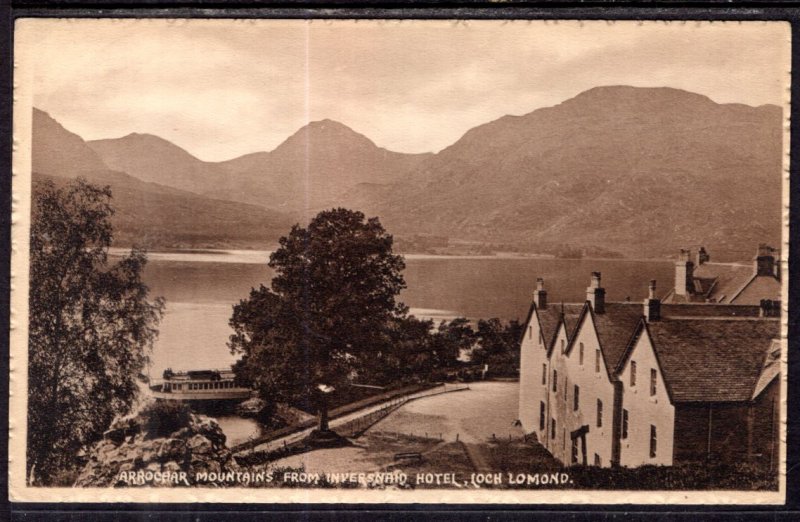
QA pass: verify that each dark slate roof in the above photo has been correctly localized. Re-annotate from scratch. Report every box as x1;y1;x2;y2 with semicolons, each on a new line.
663;263;756;304
646;318;779;402
730;275;781;305
536;303;583;351
695;263;756;303
590;303;645;374
752;339;781;399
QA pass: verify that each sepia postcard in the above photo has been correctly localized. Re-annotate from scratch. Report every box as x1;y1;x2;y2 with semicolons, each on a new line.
8;18;791;504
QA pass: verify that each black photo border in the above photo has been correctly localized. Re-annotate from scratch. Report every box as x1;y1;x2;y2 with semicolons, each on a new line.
2;2;799;520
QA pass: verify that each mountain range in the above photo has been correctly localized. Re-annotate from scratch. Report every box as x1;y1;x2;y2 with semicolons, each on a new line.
31;86;783;259
31;108;294;249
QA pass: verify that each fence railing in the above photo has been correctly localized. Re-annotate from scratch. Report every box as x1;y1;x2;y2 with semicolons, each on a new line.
231;383;470;457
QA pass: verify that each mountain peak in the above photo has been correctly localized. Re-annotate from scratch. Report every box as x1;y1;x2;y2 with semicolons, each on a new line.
89;132;202;163
32;107;110;175
560;85;718;112
275;118;378;154
304;118;366;137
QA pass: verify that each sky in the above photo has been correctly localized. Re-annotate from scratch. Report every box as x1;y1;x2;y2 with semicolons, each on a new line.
16;19;791;161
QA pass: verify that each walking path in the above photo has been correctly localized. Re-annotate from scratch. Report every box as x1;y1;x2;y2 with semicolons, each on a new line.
236;384;468;456
265;381;522;474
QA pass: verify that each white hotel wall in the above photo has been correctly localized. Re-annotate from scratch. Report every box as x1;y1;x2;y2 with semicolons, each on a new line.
618;329;675;467
560;312;617;468
518;309;547;434
547;323;571;463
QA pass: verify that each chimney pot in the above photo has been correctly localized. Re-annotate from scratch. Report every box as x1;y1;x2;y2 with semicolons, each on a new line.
534;278;547;309
644;280;661;322
587;271;605;313
755;244;778;278
675;249;695;297
696;247;710;266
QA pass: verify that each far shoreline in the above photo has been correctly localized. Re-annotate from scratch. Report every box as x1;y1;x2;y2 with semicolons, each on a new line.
108;245;697;264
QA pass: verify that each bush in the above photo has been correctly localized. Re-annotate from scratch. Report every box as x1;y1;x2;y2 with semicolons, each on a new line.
568;461;777;491
140;400;193;439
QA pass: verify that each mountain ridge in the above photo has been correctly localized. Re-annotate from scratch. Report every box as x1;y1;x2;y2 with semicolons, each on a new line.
32;108;295;249
88;117;433;214
38;85;783;259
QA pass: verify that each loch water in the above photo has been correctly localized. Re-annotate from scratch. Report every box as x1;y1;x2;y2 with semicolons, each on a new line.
120;249;674;445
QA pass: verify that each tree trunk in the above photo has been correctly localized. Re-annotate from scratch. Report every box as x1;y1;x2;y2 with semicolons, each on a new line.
319;393;329;432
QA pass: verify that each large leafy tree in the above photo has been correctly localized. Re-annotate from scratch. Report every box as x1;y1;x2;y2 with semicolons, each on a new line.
27;179;164;484
470;318;523;377
229;209;406;423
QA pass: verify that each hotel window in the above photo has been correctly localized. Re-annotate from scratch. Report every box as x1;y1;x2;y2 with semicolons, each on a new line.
560;339;565;353
650;425;657;458
630;361;637;387
542;364;547;385
650;369;658;396
571;437;579;464
594;453;601;466
596;399;603;428
529;325;533;339
579;342;584;365
622;409;629;439
550;418;556;440
539;402;546;431
595;350;601;373
552;370;558;392
564;376;568;401
573;385;580;411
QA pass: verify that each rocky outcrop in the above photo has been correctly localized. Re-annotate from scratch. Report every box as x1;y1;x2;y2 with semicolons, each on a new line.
75;402;238;487
235;397;267;418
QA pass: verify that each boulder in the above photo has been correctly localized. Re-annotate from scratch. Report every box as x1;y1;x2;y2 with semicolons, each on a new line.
235;398;267;418
74;401;238;487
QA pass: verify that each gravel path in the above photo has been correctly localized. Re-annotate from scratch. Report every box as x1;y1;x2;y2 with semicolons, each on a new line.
368;381;524;443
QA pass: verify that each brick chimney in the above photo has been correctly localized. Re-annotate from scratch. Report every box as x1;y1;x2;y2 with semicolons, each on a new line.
759;299;780;318
696;246;710;266
534;277;547;309
644;280;660;322
586;271;605;314
675;249;695;297
755;244;778;278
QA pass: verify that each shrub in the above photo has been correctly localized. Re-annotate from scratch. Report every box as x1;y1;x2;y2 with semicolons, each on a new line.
140;400;193;439
568;461;777;491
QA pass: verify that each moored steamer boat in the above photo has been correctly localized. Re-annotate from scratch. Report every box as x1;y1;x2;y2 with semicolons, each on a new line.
150;369;253;401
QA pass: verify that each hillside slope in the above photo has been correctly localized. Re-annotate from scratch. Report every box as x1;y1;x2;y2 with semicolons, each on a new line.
32;109;294;249
368;86;783;259
89;119;432;214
